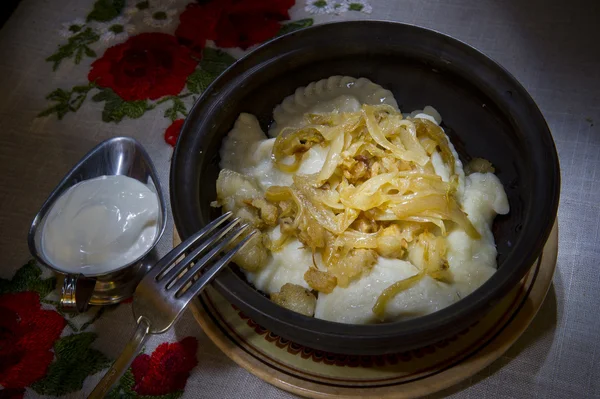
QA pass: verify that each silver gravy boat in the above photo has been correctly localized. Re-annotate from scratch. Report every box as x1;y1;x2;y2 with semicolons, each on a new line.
28;137;167;312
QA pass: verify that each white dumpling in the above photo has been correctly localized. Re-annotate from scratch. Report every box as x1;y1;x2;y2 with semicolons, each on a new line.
446;229;497;296
410;105;443;125
215;169;261;212
463;172;510;225
315;258;458;324
220;113;268;172
245;139;329;191
245;138;293;189
245;227;312;294
447;172;509;295
430;142;466;199
421;110;466;198
220;113;329;191
310;94;361;114
269;76;399;137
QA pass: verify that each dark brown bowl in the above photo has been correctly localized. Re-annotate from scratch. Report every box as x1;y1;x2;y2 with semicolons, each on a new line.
170;21;560;355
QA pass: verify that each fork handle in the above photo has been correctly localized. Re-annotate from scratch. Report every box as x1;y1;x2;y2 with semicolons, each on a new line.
88;316;151;399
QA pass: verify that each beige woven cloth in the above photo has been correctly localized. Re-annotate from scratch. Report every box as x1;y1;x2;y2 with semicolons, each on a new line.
0;0;599;397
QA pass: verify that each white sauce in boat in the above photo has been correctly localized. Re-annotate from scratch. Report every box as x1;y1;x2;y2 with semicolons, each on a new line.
42;175;159;275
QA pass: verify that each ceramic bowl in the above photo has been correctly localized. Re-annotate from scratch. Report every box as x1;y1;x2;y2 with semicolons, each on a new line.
170;21;560;355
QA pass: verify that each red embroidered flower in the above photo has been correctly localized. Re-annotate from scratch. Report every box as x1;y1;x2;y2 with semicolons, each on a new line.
175;2;221;55
130;337;198;395
176;0;295;51
164;119;185;147
88;33;199;102
0;292;65;389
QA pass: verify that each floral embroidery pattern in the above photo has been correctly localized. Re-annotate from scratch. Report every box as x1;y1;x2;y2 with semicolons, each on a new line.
0;261;114;396
46;26;100;70
58;18;87;38
87;0;127;23
305;0;337;14
165;119;185;147
31;333;111;396
97;16;136;44
88;32;198;101
0;260;201;397
142;6;178;29
40;0;380;146
305;0;372;15
124;0;152;16
347;0;372;13
40;0;315;146
0;292;65;390
176;0;295;51
0;260;56;297
108;337;198;398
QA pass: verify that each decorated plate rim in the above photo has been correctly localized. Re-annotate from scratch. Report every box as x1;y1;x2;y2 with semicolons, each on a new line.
186;222;558;398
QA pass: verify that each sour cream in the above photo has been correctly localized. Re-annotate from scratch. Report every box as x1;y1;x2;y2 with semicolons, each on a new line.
41;175;159;275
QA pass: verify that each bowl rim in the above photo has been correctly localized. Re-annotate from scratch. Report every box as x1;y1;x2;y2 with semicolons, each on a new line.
171;20;560;344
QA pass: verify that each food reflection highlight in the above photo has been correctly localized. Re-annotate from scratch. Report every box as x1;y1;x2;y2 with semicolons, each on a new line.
213;76;509;324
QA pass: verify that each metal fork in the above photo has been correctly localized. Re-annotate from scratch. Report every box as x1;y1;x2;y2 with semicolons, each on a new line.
88;211;253;398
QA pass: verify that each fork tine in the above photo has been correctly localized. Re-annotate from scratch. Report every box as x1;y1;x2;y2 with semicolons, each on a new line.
153;212;233;281
177;230;257;305
161;217;241;287
167;223;251;296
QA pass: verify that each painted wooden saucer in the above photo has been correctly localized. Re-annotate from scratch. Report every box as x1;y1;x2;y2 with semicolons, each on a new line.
186;222;557;398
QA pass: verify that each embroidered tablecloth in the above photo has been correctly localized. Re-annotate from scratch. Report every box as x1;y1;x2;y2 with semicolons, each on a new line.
0;0;599;398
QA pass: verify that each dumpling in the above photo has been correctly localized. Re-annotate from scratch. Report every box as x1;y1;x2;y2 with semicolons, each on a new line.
446;172;509;295
315;257;458;324
409;105;443;125
269;76;399;137
462;172;510;226
245;227;312;294
220;113;329;191
220;113;268;172
215;169;261;214
420;108;466;198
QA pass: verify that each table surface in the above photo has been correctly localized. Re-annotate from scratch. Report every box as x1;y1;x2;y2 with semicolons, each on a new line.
0;0;599;398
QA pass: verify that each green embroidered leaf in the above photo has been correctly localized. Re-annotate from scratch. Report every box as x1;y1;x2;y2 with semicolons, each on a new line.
141;391;184;399
107;368;134;398
85;47;97;58
53;302;115;333
46;27;100;71
38;91;70;119
38;83;96;120
0;260;56;297
186;49;236;94
163;97;188;121
87;0;126;22
108;369;184;399
348;3;364;11
186;69;217;94
199;48;236;75
92;88;154;123
31;333;111;396
277;18;314;37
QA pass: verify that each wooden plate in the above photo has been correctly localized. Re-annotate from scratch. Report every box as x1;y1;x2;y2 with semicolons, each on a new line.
182;222;557;398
